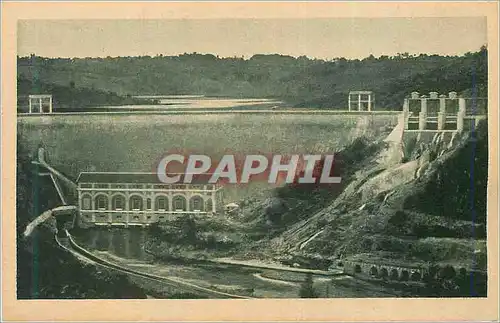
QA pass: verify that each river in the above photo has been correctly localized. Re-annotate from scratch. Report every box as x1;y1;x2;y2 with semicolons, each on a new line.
70;227;400;298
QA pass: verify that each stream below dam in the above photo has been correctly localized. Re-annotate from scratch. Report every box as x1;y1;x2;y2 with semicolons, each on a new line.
70;228;401;298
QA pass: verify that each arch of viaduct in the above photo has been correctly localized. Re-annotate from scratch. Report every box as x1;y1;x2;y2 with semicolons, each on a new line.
341;261;468;282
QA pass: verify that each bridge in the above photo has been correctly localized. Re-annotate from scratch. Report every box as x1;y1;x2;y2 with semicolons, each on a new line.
23;205;77;238
343;260;427;282
340;260;483;283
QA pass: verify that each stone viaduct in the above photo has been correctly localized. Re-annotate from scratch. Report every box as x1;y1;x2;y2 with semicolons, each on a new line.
341;260;469;283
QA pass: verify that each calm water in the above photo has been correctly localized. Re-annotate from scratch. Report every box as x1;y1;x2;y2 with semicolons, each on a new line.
75;228;149;260
93;96;283;111
72;228;396;298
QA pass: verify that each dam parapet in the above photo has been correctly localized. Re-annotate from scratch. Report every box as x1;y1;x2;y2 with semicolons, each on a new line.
396;91;487;160
402;91;486;136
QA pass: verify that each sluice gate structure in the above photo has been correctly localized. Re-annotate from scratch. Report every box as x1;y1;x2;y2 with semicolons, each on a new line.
402;91;487;138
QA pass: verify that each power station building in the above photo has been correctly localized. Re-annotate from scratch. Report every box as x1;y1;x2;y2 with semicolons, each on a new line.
76;172;224;226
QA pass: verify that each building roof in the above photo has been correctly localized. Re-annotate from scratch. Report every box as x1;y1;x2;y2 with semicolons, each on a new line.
28;94;52;98
349;91;373;95
77;172;216;184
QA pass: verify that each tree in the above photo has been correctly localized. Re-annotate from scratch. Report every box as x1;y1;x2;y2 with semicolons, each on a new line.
299;273;318;298
365;54;376;61
178;216;198;243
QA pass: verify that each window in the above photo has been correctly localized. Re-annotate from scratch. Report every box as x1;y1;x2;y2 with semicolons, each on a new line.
95;195;108;210
190;196;204;212
112;195;125;210
130;196;143;211
82;196;91;210
173;195;187;211
156;196;168;211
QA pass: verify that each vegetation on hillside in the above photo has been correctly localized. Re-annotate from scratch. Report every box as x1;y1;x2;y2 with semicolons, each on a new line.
403;121;488;224
265;122;488;296
17;46;487;110
16;138;147;299
235;136;387;230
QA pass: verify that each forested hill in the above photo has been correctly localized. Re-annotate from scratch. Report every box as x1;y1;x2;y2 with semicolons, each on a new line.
18;47;487;109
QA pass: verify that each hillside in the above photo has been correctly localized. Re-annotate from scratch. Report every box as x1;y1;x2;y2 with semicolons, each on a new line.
265;123;487;260
17;47;487;109
248;120;488;296
143;118;488;297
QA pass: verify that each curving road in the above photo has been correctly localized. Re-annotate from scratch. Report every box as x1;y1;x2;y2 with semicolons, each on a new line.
56;230;255;299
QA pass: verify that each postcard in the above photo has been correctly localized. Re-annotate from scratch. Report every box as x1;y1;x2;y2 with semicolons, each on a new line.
1;1;498;322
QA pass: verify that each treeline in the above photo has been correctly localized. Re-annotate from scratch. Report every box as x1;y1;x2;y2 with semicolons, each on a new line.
17;47;487;110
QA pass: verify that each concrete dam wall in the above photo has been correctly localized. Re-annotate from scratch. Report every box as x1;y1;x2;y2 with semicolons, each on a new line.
18;113;399;201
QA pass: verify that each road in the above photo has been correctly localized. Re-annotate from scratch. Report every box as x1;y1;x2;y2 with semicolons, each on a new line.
56;230;255;299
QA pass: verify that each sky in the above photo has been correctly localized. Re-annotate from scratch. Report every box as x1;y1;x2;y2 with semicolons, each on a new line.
18;17;487;60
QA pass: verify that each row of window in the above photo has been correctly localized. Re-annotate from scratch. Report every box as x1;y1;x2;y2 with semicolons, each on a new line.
79;183;215;190
83;213;205;223
81;194;213;212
